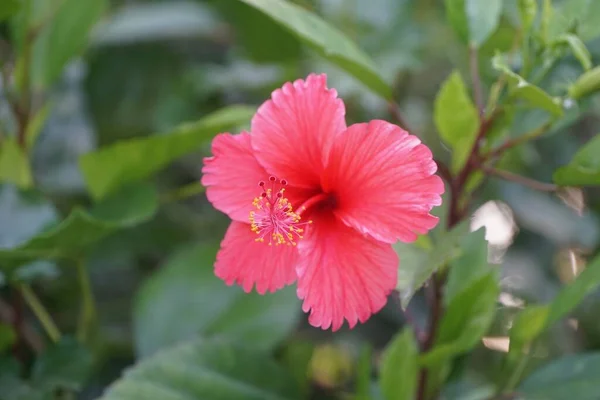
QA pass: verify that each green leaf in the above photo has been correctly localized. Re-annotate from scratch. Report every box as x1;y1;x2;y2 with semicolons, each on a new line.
465;0;502;46
25;102;52;152
395;221;468;309
31;337;93;392
354;345;372;400
0;324;16;352
0;138;33;188
0;183;158;271
568;66;600;100
553;134;600;186
421;272;499;366
510;251;600;349
556;33;592;71
518;0;537;33
434;71;479;173
379;329;418;400
547;0;600;42
519;353;600;400
99;338;300;400
30;0;108;88
0;0;20;21
444;0;469;43
444;228;490;305
133;244;300;358
281;341;314;399
492;54;563;117
79;105;255;200
235;0;391;100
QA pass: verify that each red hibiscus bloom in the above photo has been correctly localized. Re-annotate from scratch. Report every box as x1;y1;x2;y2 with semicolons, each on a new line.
201;74;444;331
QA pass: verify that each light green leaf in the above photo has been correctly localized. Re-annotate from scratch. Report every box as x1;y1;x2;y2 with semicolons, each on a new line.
492;54;563;117
0;0;20;21
444;228;490;305
31;337;93;392
80;105;255;200
380;329;418;400
568;66;600;99
0;183;158;271
236;0;391;100
434;71;479;173
134;244;300;358
465;0;502;46
553;134;600;186
99;338;300;400
547;0;600;42
556;34;592;71
0;138;33;188
518;0;537;33
30;0;107;88
421;272;499;366
519;353;600;400
395;221;469;309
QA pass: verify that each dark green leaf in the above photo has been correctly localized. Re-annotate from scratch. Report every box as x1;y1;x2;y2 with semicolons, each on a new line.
0;0;20;21
379;329;418;400
553;134;600;186
281;341;314;399
421;272;499;366
0;138;33;188
444;0;469;43
0;183;158;270
30;0;107;88
99;338;300;400
0;324;16;352
434;71;479;172
492;54;563;117
236;0;392;99
79;105;255;200
31;337;93;392
133;244;300;358
519;353;600;400
556;34;592;71
465;0;502;46
354;345;373;400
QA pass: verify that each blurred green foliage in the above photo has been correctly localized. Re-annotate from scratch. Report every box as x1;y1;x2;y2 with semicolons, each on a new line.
1;0;600;399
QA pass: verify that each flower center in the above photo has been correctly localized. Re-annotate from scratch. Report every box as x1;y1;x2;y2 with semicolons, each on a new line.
249;176;312;246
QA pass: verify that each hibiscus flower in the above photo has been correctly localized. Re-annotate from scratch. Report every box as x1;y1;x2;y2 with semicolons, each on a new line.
201;74;444;331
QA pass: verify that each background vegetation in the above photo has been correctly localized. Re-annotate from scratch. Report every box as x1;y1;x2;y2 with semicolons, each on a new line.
2;0;600;399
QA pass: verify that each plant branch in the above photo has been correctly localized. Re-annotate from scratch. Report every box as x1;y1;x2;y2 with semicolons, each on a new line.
75;259;97;343
484;121;552;161
160;181;206;204
481;165;558;192
20;284;61;343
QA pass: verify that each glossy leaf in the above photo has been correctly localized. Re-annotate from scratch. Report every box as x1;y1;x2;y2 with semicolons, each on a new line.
553;134;600;186
434;71;479;172
30;0;108;88
379;329;418;400
421;272;499;366
236;0;392;100
556;34;592;71
492;54;563;117
79;105;255;199
0;138;33;188
0;183;158;270
31;337;93;392
519;353;600;400
99;338;300;400
133;244;300;358
465;0;502;46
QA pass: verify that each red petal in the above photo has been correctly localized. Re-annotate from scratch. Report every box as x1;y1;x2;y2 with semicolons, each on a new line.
215;221;299;294
296;215;398;331
251;74;346;188
323;120;444;244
